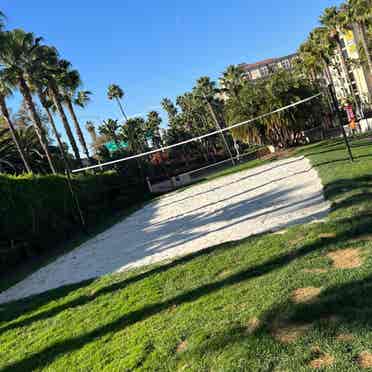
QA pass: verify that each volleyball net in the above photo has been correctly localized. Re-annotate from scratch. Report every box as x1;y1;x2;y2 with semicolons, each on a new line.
72;93;323;174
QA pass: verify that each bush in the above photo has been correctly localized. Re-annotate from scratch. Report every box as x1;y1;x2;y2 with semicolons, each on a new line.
0;172;151;272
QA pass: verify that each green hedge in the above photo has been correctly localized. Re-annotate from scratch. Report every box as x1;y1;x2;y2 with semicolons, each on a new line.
0;172;150;272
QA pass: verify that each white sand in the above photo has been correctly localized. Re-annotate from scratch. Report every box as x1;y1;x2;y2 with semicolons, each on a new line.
0;156;330;304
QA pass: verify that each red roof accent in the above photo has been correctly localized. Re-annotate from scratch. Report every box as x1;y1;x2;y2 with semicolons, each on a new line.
240;58;278;70
239;54;297;71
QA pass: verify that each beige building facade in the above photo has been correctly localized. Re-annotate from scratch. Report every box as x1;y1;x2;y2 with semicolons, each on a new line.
239;53;298;81
329;27;372;113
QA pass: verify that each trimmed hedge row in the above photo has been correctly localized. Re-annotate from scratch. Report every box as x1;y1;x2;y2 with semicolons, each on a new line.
0;172;151;272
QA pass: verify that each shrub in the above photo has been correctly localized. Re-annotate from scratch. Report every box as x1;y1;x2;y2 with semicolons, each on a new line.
0;172;150;272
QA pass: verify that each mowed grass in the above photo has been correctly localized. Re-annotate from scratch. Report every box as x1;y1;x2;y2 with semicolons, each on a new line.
1;137;372;371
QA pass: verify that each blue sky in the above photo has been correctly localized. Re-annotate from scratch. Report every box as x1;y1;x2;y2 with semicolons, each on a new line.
2;0;342;152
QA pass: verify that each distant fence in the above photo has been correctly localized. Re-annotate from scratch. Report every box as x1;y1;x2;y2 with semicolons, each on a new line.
303;118;372;143
149;147;272;193
359;118;372;133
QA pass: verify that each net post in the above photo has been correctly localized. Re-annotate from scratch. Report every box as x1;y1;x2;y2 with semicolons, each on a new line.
146;176;153;193
64;170;86;229
328;86;354;162
203;92;236;166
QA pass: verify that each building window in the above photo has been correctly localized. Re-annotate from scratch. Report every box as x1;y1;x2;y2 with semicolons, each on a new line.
261;65;269;76
250;69;260;80
282;59;291;69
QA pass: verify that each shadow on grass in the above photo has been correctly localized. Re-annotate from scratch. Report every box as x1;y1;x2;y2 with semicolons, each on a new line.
0;238;237;326
301;138;371;158
184;271;372;369
254;269;372;363
2;214;372;371
269;274;372;326
312;153;372;168
322;175;372;214
332;192;372;212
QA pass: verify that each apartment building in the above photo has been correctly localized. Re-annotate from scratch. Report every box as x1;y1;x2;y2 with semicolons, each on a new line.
238;53;298;81
329;28;372;113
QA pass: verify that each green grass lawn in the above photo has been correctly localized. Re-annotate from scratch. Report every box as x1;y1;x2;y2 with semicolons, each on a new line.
1;137;372;371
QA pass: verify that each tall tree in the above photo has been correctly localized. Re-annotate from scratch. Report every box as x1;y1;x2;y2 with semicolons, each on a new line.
85;121;97;145
107;84;128;120
120;117;146;154
59;60;91;162
0;30;56;173
0;79;32;172
41;49;82;166
145;111;162;148
161;98;178;125
98;119;121;146
37;86;71;171
309;27;336;85
194;76;235;163
220;65;246;100
75;90;92;108
297;27;336;89
320;7;360;112
347;0;372;75
25;48;72;172
0;10;5;31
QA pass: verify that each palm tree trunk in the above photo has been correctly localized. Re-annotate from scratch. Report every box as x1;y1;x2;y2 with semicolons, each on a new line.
116;97;128;121
336;39;360;114
48;82;82;167
38;92;71;172
322;58;333;85
65;98;91;163
359;21;372;75
0;95;32;173
18;76;56;174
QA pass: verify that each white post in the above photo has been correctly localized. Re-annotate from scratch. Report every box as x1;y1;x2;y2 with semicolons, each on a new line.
146;177;153;193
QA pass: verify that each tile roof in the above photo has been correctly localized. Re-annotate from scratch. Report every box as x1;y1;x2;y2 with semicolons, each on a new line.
241;58;278;70
239;53;297;71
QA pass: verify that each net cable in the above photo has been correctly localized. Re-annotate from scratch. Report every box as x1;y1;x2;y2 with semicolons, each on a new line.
72;93;322;173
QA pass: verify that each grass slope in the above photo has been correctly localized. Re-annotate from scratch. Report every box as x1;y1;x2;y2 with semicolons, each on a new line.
1;137;372;371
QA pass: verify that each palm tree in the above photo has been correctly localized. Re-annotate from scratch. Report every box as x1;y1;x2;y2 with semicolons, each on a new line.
41;50;82;166
309;27;336;85
58;62;91;161
120;117;146;154
75;90;92;108
107;84;128;120
85;120;97;144
0;79;32;172
24;47;72;172
195;76;235;163
75;90;93;158
347;0;372;75
297;41;321;81
36;85;71;171
0;11;5;30
0;126;17;173
220;65;245;100
320;7;360;112
161;98;178;125
145;111;162;148
0;29;56;173
98;118;121;147
297;27;337;89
